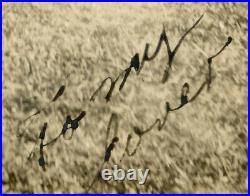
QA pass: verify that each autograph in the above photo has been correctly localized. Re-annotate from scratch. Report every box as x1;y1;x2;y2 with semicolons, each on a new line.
18;14;232;192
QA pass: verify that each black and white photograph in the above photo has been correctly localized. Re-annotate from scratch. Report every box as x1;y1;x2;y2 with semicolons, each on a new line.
2;2;248;193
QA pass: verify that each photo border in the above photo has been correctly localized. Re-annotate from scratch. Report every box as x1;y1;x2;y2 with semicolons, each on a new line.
1;1;248;195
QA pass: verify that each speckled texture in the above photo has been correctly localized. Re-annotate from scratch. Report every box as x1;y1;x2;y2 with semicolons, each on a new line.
2;2;248;193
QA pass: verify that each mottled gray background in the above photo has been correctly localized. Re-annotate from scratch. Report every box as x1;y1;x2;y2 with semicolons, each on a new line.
2;2;248;193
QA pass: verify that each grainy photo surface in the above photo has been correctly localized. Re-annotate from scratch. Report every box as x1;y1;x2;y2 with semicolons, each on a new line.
2;2;248;193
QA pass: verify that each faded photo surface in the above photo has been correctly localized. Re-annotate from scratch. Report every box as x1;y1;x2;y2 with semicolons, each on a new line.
2;2;248;193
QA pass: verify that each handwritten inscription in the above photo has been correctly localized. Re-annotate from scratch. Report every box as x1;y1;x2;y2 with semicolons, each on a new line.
19;15;232;192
